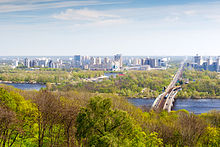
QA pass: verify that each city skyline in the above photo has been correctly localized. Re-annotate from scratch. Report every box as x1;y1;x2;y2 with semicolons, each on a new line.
1;0;220;56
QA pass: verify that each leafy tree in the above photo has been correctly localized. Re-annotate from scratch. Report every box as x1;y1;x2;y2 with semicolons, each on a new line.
76;96;163;146
199;126;220;146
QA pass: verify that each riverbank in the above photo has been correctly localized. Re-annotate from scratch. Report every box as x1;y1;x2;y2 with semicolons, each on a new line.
127;95;220;99
0;83;46;91
0;80;45;84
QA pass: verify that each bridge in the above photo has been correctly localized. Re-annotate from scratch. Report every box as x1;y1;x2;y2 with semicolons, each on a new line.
152;61;185;112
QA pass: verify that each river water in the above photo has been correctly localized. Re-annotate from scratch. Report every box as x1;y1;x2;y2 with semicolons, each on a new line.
5;83;46;91
4;83;220;114
127;98;220;114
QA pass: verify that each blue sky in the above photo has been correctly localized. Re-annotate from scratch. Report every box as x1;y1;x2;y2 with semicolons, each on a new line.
0;0;220;56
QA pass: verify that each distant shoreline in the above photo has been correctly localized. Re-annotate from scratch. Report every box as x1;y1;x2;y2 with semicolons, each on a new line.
0;81;45;84
0;81;219;99
127;96;220;99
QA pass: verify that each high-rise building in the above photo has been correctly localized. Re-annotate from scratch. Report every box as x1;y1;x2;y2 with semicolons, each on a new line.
217;56;220;72
144;58;150;65
24;58;30;68
38;60;46;68
132;58;141;65
31;59;38;67
187;54;220;72
96;57;102;65
104;57;110;64
81;56;90;65
90;57;96;65
114;54;122;68
48;60;54;68
194;54;203;66
149;58;157;68
74;55;81;67
141;58;145;65
207;57;213;66
202;62;208;70
14;60;19;67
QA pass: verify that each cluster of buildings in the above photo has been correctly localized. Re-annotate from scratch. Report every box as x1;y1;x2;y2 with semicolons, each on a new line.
69;55;169;71
187;54;220;72
123;57;169;71
10;54;169;71
73;54;122;71
12;54;123;71
23;58;63;68
125;57;168;67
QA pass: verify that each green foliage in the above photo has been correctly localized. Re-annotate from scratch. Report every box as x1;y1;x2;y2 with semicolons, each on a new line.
145;132;163;147
199;126;220;146
0;87;37;147
57;68;220;99
0;68;104;84
76;96;163;147
178;69;220;98
76;96;134;146
0;85;220;147
64;70;173;98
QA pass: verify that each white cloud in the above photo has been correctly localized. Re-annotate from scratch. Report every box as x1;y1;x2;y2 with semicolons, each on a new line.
164;16;180;23
184;10;197;16
205;15;220;22
0;0;125;13
73;18;129;28
53;8;129;26
53;8;119;21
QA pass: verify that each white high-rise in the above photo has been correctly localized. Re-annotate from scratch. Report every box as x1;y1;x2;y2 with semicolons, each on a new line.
114;54;122;68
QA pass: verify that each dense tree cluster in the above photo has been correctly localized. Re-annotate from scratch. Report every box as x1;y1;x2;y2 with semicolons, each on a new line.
178;69;220;98
0;85;219;146
0;68;103;84
59;69;220;98
60;70;174;98
1;66;219;98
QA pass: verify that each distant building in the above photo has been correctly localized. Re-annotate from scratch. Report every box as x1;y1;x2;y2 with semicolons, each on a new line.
90;57;96;65
187;54;220;72
141;58;145;65
194;54;203;66
104;57;110;64
114;54;122;68
31;59;38;67
81;56;90;65
207;57;213;66
74;55;81;68
149;58;157;68
96;57;102;65
24;58;30;68
217;56;220;72
132;58;141;65
48;60;54;68
38;60;46;68
14;60;19;67
141;58;157;68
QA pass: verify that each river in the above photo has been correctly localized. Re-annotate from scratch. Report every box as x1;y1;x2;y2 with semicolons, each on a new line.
127;98;220;114
4;83;220;114
5;83;46;91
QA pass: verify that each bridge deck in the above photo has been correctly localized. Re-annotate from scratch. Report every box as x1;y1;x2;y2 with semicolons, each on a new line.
151;61;185;111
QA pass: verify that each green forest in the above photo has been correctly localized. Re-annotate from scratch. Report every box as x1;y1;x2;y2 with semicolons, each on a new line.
57;69;220;99
179;70;220;98
0;68;103;84
0;67;219;98
0;84;219;147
